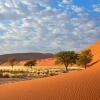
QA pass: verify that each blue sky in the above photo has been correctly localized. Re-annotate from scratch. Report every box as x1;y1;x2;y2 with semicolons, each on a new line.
0;0;100;54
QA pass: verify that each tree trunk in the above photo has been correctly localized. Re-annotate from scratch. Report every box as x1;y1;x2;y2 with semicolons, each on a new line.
12;65;13;69
84;64;87;69
64;63;68;72
65;66;68;72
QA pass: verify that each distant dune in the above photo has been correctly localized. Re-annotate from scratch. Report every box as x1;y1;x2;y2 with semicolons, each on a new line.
0;53;53;64
0;40;100;100
37;58;56;66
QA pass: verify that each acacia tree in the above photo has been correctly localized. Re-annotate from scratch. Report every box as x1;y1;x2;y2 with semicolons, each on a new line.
55;51;77;71
24;60;36;69
8;58;16;69
76;49;93;69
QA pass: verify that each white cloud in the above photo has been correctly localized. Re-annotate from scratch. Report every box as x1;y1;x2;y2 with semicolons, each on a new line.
62;0;72;4
0;0;99;54
0;5;7;13
93;4;100;12
71;5;83;13
0;23;6;30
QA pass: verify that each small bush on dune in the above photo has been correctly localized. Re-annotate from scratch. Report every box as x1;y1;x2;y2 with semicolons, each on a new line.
24;60;36;69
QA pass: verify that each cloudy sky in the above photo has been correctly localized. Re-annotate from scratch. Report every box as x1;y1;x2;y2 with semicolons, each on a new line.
0;0;100;54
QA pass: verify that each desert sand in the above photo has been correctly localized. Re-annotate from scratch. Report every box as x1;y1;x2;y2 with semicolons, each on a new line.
0;40;100;100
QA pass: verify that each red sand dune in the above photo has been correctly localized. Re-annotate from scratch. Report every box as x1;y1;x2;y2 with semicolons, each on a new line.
85;40;100;62
19;58;56;66
19;60;28;65
36;58;56;66
0;40;100;100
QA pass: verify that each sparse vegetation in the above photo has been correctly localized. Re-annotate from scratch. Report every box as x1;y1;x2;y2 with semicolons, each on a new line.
0;66;83;79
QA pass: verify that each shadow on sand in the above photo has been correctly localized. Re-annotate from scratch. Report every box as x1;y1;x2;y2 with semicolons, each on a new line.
88;60;100;67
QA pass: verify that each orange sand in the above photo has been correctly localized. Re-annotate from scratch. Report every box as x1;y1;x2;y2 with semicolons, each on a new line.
85;40;100;62
0;40;100;100
36;58;56;66
19;58;56;66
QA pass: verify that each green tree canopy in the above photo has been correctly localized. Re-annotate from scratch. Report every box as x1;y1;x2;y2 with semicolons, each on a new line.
24;60;36;69
76;49;93;69
55;51;77;71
